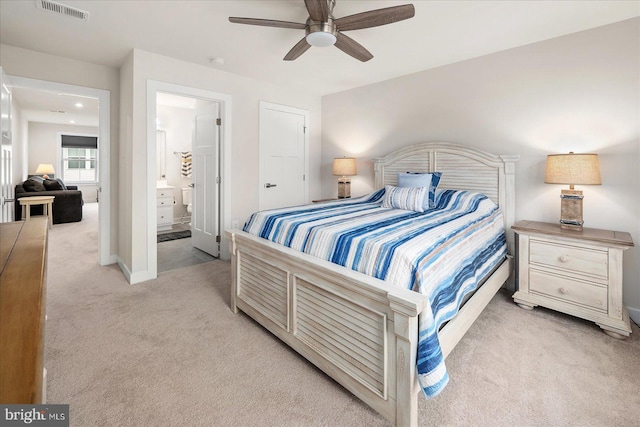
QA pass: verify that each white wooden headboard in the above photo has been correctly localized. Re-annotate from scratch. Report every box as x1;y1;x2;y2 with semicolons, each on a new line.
372;141;519;255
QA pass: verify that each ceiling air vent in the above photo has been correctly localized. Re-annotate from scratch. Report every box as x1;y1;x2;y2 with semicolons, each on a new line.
35;0;89;21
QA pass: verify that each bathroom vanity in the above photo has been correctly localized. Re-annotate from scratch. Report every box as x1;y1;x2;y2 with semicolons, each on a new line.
157;184;174;232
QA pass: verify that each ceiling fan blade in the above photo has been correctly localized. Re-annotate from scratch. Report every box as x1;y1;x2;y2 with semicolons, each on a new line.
304;0;329;22
334;32;373;62
284;38;312;61
229;17;306;30
335;4;415;31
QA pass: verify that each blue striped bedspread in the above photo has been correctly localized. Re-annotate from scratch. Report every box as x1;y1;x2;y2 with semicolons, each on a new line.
243;188;507;398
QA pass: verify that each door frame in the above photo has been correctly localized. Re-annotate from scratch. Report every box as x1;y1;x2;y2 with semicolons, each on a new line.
7;75;113;265
258;101;309;210
146;80;232;278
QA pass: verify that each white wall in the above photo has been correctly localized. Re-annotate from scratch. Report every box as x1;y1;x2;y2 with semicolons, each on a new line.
1;44;120;259
321;18;640;321
10;94;26;186
118;52;134;274
120;49;322;282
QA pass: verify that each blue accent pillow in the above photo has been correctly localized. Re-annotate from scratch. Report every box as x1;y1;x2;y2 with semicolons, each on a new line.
397;172;442;209
382;185;428;212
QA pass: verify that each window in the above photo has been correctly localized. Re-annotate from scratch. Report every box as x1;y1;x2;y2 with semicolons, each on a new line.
60;134;98;183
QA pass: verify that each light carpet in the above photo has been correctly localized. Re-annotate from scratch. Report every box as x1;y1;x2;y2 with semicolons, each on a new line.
44;205;639;426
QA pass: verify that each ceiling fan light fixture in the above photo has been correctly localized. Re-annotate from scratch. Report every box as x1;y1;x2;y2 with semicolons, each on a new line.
229;1;416;61
306;31;336;47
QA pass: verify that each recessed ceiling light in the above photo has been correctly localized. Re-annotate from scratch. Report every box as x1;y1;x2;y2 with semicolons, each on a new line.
69;120;75;124
75;102;83;108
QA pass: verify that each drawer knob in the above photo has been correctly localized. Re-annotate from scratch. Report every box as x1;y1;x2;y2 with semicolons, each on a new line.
559;287;569;295
559;255;570;263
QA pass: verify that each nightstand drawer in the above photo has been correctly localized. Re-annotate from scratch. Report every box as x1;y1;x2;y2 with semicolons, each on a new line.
530;240;608;279
530;270;607;312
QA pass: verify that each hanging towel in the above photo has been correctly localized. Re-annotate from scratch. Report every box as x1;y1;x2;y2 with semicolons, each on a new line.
181;151;192;178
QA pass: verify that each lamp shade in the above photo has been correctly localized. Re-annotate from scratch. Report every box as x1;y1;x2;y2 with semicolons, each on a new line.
332;158;357;177
35;163;55;175
545;153;601;186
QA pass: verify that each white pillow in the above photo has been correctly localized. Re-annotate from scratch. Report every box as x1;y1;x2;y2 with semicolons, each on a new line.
382;185;428;212
397;172;442;209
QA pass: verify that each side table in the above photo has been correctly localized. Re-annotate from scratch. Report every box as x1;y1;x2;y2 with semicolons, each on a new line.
19;196;55;229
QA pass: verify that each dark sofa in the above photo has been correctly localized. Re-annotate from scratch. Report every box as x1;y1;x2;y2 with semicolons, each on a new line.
15;177;83;224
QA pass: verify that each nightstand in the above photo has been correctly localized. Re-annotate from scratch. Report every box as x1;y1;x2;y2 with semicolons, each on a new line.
512;220;634;338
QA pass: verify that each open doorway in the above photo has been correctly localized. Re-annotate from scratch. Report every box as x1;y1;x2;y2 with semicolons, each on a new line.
146;80;232;279
6;75;112;265
155;92;217;273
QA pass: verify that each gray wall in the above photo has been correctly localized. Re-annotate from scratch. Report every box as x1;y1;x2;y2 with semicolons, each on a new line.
321;18;640;321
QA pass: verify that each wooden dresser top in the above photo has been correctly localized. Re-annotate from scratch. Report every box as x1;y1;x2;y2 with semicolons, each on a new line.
512;220;634;247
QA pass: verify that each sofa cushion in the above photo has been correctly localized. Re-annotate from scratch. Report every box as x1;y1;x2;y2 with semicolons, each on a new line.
23;178;46;192
55;178;68;190
43;179;64;191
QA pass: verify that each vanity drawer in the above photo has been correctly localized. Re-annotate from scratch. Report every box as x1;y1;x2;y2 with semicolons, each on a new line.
157;206;173;226
530;239;608;279
157;197;173;207
157;188;173;198
529;270;607;313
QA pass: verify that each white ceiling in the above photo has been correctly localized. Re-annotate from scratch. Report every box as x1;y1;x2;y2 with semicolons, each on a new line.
10;87;100;127
2;0;639;100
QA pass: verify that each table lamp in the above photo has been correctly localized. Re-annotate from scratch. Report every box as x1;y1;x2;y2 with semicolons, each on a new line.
545;152;601;231
36;163;55;179
332;157;357;199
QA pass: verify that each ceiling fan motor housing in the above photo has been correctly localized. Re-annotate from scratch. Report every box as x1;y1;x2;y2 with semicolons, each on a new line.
305;17;337;47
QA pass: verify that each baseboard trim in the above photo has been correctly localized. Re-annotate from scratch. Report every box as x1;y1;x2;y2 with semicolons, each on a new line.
628;306;640;327
100;254;118;266
117;258;133;283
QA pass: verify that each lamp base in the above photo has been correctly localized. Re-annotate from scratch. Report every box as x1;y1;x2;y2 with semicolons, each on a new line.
337;178;351;199
559;189;584;231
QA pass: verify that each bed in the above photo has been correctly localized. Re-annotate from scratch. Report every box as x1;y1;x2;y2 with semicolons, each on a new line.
225;142;518;426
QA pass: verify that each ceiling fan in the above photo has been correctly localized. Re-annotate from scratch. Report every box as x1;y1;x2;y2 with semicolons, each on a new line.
229;0;415;62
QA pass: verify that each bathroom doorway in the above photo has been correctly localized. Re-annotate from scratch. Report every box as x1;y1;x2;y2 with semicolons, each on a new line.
155;92;217;273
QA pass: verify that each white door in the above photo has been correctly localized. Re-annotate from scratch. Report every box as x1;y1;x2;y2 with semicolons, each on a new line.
259;102;308;210
191;102;220;257
0;146;12;223
0;68;12;223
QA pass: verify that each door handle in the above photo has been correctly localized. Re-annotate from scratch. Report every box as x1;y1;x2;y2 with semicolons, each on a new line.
265;183;277;188
188;183;195;188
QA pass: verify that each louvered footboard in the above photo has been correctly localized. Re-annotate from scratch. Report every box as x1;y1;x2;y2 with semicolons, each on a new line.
227;230;428;426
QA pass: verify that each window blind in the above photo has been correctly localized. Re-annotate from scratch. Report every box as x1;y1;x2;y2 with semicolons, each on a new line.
61;135;98;149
